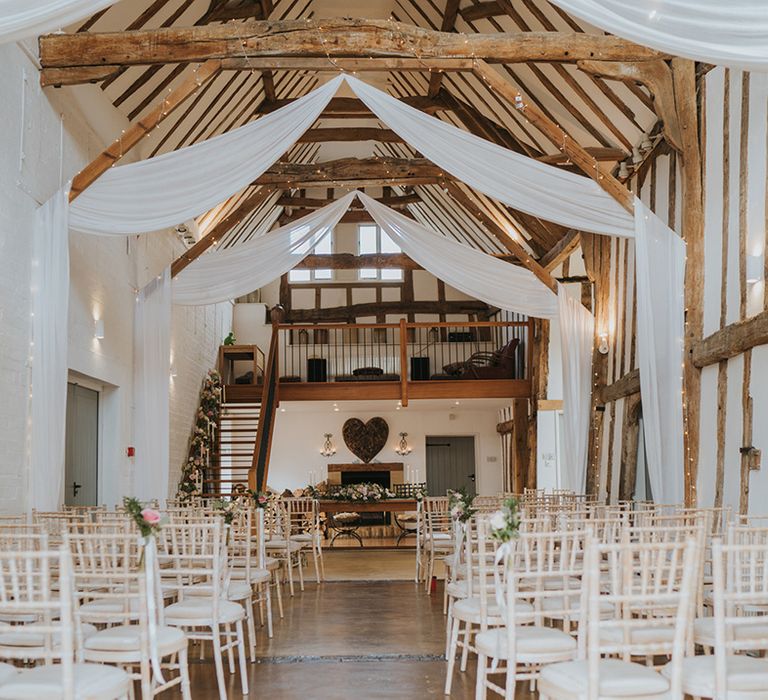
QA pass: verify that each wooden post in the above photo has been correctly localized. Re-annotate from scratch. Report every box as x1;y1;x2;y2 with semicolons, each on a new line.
671;58;704;507
618;393;642;501
512;398;530;493
399;318;409;407
69;59;221;202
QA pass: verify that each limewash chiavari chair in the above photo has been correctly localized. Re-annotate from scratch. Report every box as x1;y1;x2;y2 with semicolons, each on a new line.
475;528;583;700
674;538;768;698
157;521;249;700
423;497;453;594
0;546;132;700
284;497;324;584
65;532;192;700
264;499;304;597
538;534;700;700
445;516;526;695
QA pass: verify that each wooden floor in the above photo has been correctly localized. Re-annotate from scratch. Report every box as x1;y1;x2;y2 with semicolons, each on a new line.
185;549;521;699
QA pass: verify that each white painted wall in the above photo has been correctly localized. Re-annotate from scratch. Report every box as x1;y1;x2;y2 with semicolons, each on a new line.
0;42;231;512
267;401;505;496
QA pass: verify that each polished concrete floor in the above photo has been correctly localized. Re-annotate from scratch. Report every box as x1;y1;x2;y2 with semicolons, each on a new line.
187;550;492;699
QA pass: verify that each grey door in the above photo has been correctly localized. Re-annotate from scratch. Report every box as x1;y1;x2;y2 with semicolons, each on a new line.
426;436;476;497
65;383;99;506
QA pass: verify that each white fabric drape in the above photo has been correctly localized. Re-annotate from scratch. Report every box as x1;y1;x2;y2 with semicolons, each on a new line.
133;268;171;501
173;192;357;305
548;0;768;73
634;200;685;504
345;76;634;238
30;189;70;512
0;0;116;45
557;287;594;493
69;76;343;235
358;192;559;319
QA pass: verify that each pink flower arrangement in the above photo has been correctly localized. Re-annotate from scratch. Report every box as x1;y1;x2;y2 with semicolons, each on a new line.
140;508;161;525
123;497;165;538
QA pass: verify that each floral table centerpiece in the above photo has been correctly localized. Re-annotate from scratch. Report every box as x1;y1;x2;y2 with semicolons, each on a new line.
314;482;396;503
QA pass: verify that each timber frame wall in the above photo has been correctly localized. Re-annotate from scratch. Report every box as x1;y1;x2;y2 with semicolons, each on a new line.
591;66;768;515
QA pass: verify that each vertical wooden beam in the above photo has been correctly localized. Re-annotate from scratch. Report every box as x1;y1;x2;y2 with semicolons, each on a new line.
427;0;461;97
672;58;705;507
618;392;642;501
69;59;221;202
512;398;529;493
399;318;409;407
739;351;753;514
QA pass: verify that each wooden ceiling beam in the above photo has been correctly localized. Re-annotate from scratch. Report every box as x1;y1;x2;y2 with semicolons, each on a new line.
540;230;581;272
68;59;221;202
293;252;521;270
259;95;446;116
277;193;420;208
39;18;667;75
441;179;557;293
473;60;634;213
427;0;462;98
577;59;683;152
297;128;404;143
287;299;494;322
170;186;277;277
253;157;448;188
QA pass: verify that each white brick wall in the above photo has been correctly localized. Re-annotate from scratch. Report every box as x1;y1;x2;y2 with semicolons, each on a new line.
0;42;231;512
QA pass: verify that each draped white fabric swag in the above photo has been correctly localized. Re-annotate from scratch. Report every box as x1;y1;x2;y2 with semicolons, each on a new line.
548;0;768;73
133;269;171;502
69;76;345;235
557;288;595;493
173;193;357;305
30;188;70;512
0;0;116;46
34;73;685;502
634;202;686;504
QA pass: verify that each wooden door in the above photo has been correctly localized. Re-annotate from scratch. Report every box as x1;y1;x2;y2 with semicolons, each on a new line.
65;383;99;506
426;436;476;497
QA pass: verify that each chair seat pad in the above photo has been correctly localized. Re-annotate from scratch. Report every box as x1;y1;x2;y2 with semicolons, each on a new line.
0;623;96;649
662;654;768;696
265;557;280;570
453;597;533;624
165;598;245;624
79;599;141;618
600;624;675;646
476;626;577;660
541;595;613;617
0;662;130;700
693;617;768;646
265;540;301;552
445;581;468;600
541;659;670;698
290;534;313;542
84;625;186;654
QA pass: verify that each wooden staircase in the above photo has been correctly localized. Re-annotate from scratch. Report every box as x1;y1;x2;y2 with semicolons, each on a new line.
204;401;261;498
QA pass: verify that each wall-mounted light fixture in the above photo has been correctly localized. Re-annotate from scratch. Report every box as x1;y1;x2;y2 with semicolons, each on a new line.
395;432;412;456
747;254;764;285
93;319;105;340
321;433;336;457
598;332;609;355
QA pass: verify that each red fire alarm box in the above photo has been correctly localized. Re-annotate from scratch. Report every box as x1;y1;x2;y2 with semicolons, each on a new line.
126;446;135;457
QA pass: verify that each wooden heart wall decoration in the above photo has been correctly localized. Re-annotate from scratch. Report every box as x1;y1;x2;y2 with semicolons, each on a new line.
342;417;389;463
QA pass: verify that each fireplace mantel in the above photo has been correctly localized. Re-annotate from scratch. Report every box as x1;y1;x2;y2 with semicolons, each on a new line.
328;462;404;473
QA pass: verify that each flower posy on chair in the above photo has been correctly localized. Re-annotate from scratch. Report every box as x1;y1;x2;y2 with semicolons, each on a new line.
489;497;520;543
123;496;166;537
447;488;477;523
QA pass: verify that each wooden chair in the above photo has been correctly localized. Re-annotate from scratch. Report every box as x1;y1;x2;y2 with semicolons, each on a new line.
678;538;768;698
0;547;131;700
157;521;249;700
538;534;700;700
476;528;582;699
66;532;192;700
